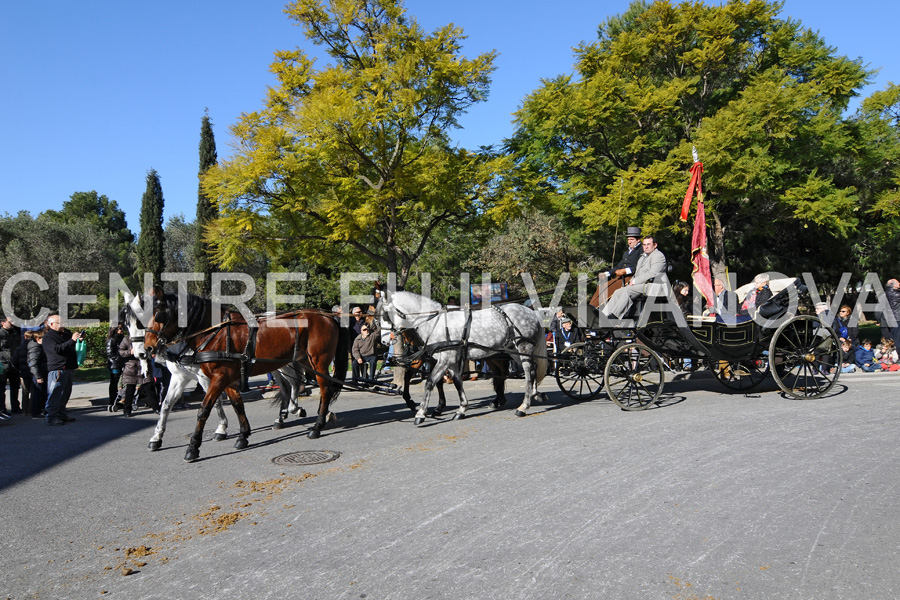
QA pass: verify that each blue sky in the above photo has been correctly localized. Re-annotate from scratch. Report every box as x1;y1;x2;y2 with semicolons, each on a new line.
2;0;897;233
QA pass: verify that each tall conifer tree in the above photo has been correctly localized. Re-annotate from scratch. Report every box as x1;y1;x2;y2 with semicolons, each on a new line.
195;111;218;294
136;169;165;283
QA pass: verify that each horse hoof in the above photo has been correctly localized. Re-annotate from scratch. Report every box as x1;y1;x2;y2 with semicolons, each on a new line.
307;428;321;439
452;413;465;421
538;393;549;403
234;438;249;450
148;440;162;452
272;421;284;430
214;433;227;441
299;408;307;418
405;401;418;412
414;417;424;426
184;448;200;462
515;410;526;417
431;409;443;417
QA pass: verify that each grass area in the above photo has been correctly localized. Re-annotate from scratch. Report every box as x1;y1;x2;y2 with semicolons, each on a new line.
72;365;109;383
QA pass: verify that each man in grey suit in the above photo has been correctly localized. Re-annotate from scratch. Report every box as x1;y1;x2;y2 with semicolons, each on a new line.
601;237;667;319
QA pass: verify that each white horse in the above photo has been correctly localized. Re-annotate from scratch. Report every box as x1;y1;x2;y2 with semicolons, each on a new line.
121;292;308;451
377;290;548;424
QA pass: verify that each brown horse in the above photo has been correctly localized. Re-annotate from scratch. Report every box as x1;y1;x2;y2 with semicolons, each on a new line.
143;285;349;462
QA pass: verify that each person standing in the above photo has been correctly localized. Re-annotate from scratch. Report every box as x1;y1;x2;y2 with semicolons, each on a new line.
0;316;22;414
118;333;149;417
43;315;81;426
105;324;126;408
27;328;48;419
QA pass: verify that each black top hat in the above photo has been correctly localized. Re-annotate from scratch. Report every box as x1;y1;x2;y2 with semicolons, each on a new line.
625;226;642;238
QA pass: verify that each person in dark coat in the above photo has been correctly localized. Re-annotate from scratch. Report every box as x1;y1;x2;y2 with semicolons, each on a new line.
738;274;774;318
885;279;900;348
0;316;22;414
600;226;643;280
43;315;82;426
106;324;126;408
27;329;48;419
553;316;584;352
12;331;31;414
118;335;151;417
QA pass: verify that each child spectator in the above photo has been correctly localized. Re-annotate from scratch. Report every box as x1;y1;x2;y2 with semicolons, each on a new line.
837;340;856;373
875;338;900;372
855;339;880;372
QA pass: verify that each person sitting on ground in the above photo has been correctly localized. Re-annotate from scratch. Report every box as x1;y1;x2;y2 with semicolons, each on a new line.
836;340;856;374
738;273;773;318
832;304;858;351
855;339;880;372
600;236;667;320
875;338;900;372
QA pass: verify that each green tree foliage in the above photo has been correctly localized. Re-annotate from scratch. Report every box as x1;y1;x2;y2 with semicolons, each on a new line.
163;214;197;274
43;190;134;275
0;212;122;319
511;0;880;281
136;169;165;282
195;111;218;294
202;0;510;287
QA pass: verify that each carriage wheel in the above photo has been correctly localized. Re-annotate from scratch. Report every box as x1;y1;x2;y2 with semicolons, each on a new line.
554;342;606;401
710;358;769;392
769;315;841;399
603;343;665;410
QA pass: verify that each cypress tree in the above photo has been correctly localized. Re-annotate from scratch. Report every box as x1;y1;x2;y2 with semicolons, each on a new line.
195;110;218;295
136;168;165;284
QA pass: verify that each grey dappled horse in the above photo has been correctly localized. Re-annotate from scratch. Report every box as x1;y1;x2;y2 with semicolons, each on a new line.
121;292;308;451
378;290;548;424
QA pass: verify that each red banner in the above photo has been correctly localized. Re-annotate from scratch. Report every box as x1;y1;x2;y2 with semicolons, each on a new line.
680;161;704;222
691;199;715;309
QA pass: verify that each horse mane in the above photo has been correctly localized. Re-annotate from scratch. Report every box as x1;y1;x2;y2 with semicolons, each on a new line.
157;290;211;337
393;291;442;313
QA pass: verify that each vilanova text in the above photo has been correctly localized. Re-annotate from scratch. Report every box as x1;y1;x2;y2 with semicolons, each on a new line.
1;271;896;331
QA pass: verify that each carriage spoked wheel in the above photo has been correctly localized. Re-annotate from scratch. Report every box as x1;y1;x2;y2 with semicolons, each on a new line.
554;342;606;401
603;342;665;410
769;315;841;399
710;358;770;392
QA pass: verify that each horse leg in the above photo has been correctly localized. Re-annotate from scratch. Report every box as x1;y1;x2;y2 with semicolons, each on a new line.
488;359;508;409
402;365;417;412
308;360;336;439
149;368;187;451
415;356;452;425
272;382;289;430
225;387;251;450
515;343;536;417
432;376;447;417
212;393;229;441
449;369;470;421
185;379;228;463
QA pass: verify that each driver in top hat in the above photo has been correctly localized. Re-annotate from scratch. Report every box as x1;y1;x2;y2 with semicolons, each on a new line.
600;226;643;279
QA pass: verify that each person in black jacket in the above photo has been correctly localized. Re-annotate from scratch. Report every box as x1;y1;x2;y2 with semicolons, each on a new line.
43;315;82;426
12;332;30;414
27;329;48;419
0;316;22;414
600;226;643;280
885;279;900;349
106;324;126;408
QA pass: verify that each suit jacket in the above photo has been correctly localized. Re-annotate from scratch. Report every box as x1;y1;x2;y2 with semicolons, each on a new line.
631;249;667;287
713;290;739;316
609;245;642;276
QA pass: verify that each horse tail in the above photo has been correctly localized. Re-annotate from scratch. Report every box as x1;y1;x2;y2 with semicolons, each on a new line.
533;335;548;385
329;322;350;407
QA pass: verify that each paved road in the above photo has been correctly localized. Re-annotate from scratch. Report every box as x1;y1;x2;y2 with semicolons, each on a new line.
2;370;899;600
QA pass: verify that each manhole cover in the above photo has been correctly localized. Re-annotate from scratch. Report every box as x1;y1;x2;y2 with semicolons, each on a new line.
271;450;341;466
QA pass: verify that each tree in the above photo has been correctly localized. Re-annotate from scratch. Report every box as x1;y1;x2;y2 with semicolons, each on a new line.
163;214;197;274
511;0;876;281
43;190;135;275
136;169;165;282
0;211;122;318
202;0;509;287
195;110;218;294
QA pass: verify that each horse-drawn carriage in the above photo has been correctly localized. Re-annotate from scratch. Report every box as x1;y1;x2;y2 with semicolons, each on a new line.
552;277;843;409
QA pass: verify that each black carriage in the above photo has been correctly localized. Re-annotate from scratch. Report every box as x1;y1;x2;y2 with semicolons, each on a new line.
552;277;843;409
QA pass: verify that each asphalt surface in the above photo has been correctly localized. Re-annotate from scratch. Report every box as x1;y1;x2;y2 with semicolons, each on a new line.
2;369;900;600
